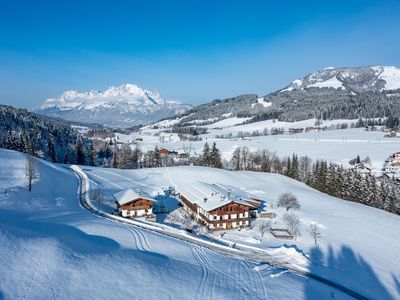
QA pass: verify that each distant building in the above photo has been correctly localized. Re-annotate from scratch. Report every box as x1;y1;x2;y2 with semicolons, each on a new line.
177;183;262;230
159;148;179;158
159;148;169;157
113;189;156;219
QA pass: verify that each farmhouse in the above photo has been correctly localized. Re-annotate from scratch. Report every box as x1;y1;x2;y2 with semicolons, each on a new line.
113;189;156;219
178;183;261;230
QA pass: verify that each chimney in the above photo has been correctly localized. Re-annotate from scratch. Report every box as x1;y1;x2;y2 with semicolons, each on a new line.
227;189;232;200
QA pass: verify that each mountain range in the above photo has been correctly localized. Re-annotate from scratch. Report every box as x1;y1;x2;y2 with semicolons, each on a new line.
35;83;192;127
166;65;400;126
35;66;400;128
280;66;400;93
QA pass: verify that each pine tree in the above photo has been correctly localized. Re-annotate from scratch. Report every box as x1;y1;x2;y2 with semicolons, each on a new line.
112;146;119;168
201;142;210;166
75;137;85;165
17;131;27;153
48;134;57;162
210;142;222;168
154;146;161;167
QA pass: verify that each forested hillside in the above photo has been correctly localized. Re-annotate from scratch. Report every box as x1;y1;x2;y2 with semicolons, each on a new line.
163;66;400;128
0;105;92;164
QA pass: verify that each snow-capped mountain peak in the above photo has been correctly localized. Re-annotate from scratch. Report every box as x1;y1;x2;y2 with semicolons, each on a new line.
40;83;166;111
280;65;400;93
35;83;191;127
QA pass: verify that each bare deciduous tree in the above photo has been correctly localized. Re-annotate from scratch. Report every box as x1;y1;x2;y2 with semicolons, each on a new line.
92;188;103;209
258;220;271;237
278;192;300;211
283;213;301;239
25;155;39;192
309;223;322;245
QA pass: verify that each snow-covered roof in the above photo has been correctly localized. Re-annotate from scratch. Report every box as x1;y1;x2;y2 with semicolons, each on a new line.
113;188;156;205
178;183;257;212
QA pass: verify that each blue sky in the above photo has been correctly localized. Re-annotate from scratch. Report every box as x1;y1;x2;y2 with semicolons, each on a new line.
0;0;399;108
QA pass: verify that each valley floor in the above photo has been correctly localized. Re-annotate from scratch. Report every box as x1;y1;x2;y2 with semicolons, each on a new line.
119;126;400;170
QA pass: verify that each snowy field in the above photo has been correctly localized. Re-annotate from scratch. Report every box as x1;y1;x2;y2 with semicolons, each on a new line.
0;149;357;300
117;127;400;169
82;165;400;299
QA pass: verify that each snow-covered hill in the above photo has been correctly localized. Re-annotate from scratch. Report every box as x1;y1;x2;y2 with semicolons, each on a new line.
35;83;192;127
281;66;400;93
83;164;400;299
0;149;357;299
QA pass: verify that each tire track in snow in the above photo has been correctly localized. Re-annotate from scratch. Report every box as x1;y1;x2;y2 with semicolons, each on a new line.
190;246;209;299
133;226;154;252
122;225;143;251
212;250;263;299
193;245;259;299
243;260;268;299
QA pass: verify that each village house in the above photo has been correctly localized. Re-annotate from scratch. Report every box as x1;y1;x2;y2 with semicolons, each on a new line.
159;148;179;158
177;183;261;230
382;152;400;175
159;148;169;157
113;189;156;220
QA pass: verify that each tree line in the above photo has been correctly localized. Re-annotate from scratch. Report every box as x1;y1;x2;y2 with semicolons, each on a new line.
227;146;400;216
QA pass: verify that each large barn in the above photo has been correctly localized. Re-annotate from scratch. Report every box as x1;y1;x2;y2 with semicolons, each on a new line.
113;189;156;219
178;183;262;230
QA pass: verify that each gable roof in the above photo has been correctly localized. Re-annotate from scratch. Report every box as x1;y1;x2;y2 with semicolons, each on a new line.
178;182;256;212
113;189;156;205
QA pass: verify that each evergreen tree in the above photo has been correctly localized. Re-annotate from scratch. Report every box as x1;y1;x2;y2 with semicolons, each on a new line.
48;134;57;162
201;142;210;166
76;137;85;165
209;142;222;168
112;146;119;168
154;146;162;167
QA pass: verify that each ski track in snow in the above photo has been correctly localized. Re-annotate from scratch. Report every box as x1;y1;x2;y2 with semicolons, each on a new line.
190;244;266;299
95;169;154;189
84;171;125;189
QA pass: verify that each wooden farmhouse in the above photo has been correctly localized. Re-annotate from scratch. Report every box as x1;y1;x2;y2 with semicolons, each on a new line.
178;183;261;230
113;189;156;219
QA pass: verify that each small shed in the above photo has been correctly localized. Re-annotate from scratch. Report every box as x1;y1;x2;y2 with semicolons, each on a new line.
269;228;294;239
